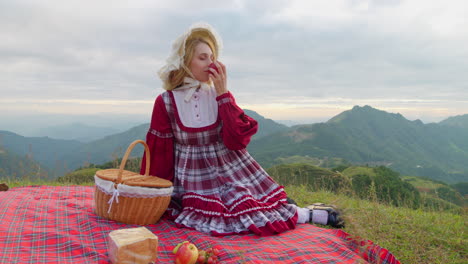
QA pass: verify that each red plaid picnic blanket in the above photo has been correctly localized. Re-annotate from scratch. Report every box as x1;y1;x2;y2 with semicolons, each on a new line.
0;186;400;264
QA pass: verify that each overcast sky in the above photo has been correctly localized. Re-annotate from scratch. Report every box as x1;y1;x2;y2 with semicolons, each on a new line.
1;0;468;128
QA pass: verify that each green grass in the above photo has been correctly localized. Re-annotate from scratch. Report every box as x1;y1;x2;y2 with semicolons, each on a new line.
0;178;94;188
342;166;377;177
402;175;446;190
286;185;467;264
56;168;100;184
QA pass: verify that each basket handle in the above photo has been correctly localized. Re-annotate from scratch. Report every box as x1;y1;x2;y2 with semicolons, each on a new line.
117;140;150;183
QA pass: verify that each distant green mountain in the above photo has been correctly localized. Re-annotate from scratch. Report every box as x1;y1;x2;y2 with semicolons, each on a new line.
439;114;468;129
0;109;285;177
244;109;289;139
0;130;82;177
61;123;149;170
249;105;468;184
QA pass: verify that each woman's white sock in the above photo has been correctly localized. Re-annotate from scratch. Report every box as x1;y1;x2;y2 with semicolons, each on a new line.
296;206;310;224
295;205;330;225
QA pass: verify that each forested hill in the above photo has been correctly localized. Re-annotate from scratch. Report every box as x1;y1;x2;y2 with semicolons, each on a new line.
0;145;50;179
438;114;468;129
0;130;82;178
244;109;289;139
249;105;468;184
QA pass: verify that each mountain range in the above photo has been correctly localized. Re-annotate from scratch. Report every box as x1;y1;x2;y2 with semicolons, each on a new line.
1;105;468;184
30;123;121;142
250;106;468;183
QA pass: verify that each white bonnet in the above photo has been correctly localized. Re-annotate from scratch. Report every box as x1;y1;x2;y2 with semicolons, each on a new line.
157;22;223;83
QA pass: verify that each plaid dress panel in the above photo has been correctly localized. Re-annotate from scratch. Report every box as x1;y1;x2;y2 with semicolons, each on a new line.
161;91;297;235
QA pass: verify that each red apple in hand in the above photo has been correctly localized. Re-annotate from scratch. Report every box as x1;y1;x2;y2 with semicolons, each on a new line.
173;241;199;264
205;63;219;74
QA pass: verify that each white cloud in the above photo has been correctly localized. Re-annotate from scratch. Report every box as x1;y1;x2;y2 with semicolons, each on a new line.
1;0;467;126
266;0;468;38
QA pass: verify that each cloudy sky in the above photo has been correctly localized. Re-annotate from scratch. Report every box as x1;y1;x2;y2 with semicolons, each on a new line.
1;0;468;131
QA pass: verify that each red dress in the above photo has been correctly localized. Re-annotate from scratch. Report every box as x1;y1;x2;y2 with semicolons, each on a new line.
141;91;298;236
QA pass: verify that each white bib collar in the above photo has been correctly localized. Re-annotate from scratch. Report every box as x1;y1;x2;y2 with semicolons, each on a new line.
176;77;212;102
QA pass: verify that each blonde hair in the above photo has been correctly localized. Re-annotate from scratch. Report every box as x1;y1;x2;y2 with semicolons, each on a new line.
163;29;218;90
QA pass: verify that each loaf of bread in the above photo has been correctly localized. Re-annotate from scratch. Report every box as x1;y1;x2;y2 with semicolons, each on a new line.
108;227;158;264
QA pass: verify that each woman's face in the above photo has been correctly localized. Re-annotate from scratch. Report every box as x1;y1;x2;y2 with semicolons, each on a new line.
189;42;214;82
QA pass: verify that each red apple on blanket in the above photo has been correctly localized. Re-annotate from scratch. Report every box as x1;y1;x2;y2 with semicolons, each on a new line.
173;241;199;264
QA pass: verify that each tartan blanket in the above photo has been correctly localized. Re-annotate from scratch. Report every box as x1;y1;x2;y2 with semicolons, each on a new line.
0;186;400;264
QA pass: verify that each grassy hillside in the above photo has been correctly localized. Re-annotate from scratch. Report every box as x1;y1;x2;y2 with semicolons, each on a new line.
268;164;429;211
286;185;466;264
266;163;350;192
403;175;466;209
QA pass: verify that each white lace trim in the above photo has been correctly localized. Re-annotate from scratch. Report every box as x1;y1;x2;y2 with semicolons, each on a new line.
229;188;284;211
217;96;232;105
182;187;286;213
183;198;288;217
176;203;296;234
149;128;173;138
94;175;173;198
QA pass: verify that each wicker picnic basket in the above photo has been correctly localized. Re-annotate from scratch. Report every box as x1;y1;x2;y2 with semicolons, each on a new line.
93;140;173;225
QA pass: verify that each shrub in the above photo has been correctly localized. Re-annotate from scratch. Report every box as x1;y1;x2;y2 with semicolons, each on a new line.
56;168;99;184
266;163;351;193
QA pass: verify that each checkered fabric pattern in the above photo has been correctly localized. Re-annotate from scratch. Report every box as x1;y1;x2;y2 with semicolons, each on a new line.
0;186;400;264
162;91;297;235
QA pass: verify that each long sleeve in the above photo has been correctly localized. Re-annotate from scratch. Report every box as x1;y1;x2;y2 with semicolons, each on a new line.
216;92;258;150
140;94;175;181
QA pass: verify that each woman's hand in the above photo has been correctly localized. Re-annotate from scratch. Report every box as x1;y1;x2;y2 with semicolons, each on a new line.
208;61;228;96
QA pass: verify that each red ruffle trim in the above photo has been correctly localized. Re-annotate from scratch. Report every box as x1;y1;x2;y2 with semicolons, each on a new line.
164;186;299;236
180;186;288;218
